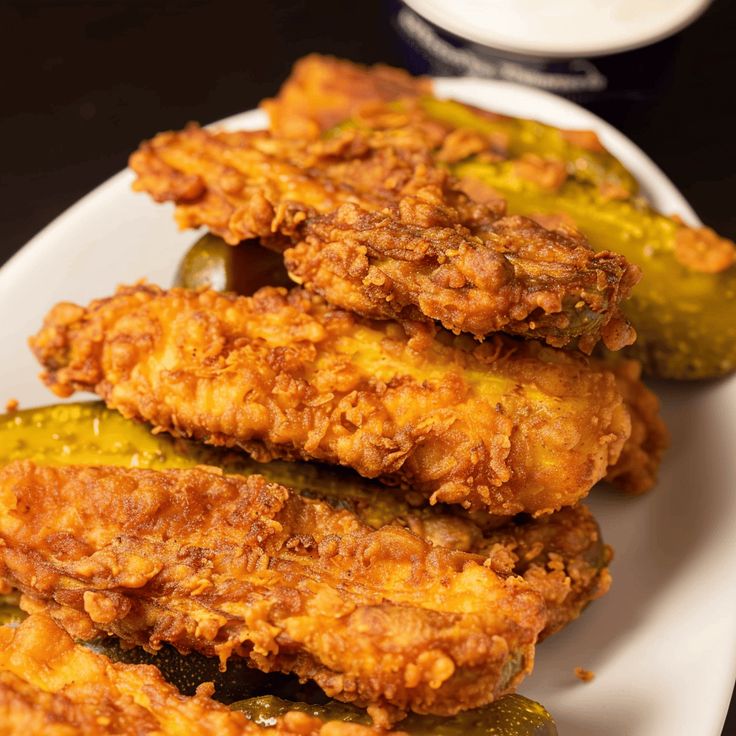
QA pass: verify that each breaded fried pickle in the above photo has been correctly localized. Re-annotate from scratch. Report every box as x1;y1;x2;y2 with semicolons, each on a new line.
604;359;669;493
446;506;611;639
30;285;631;514
0;462;546;720
129;123;638;351
262;53;432;139
380;502;612;639
0;614;396;736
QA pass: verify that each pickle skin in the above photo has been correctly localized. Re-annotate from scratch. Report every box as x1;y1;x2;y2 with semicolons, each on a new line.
232;694;558;735
175;233;292;294
454;160;736;380
0;593;24;626
86;640;276;703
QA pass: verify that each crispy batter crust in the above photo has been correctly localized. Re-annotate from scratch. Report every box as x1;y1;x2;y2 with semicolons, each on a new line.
276;468;612;638
479;507;612;638
129;122;638;351
604;359;669;493
0;403;613;641
0;614;393;736
30;285;631;514
262;54;433;140
0;463;546;719
374;501;612;639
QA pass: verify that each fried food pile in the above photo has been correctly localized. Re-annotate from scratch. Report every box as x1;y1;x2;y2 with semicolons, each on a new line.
130;123;638;352
0;461;546;718
0;403;612;644
259;55;736;379
3;54;694;734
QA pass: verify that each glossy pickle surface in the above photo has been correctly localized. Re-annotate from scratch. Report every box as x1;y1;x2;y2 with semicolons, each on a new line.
418;96;637;197
174;234;292;293
232;694;557;735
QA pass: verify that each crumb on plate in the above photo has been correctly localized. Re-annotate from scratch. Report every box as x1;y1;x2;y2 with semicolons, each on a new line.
574;666;595;682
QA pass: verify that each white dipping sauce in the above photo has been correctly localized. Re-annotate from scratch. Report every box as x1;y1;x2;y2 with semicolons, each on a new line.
403;0;712;57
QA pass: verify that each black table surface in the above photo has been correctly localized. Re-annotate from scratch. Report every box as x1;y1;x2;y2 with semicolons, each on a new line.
1;0;735;732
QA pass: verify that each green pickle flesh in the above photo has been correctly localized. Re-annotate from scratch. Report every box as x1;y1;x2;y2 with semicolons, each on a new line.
454;160;736;379
0;402;557;734
87;640;286;703
232;694;557;735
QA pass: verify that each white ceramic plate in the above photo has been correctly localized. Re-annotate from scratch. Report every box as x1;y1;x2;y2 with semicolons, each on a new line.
1;78;734;736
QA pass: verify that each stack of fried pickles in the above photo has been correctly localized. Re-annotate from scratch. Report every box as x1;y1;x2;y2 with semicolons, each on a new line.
2;55;734;736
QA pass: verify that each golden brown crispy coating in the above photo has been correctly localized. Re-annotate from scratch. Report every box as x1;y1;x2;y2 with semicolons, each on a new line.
0;614;393;736
371;502;612;639
604;359;669;493
479;507;612;638
262;54;432;140
262;55;506;160
256;461;612;638
30;285;631;515
129;122;638;351
0;462;546;720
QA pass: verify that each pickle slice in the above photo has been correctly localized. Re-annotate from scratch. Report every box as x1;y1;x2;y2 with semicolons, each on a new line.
455;159;736;379
0;401;427;530
232;693;558;735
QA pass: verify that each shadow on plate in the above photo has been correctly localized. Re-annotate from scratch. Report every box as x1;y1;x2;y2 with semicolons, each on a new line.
551;690;652;736
528;375;736;690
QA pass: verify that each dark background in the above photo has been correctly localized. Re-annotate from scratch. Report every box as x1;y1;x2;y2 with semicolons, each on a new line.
1;0;735;731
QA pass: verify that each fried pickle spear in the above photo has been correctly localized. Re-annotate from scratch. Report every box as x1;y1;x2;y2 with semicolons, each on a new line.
30;285;631;514
0;614;406;736
262;54;433;140
0;462;546;721
0;401;613;637
129;122;638;352
0;615;559;736
264;54;636;196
